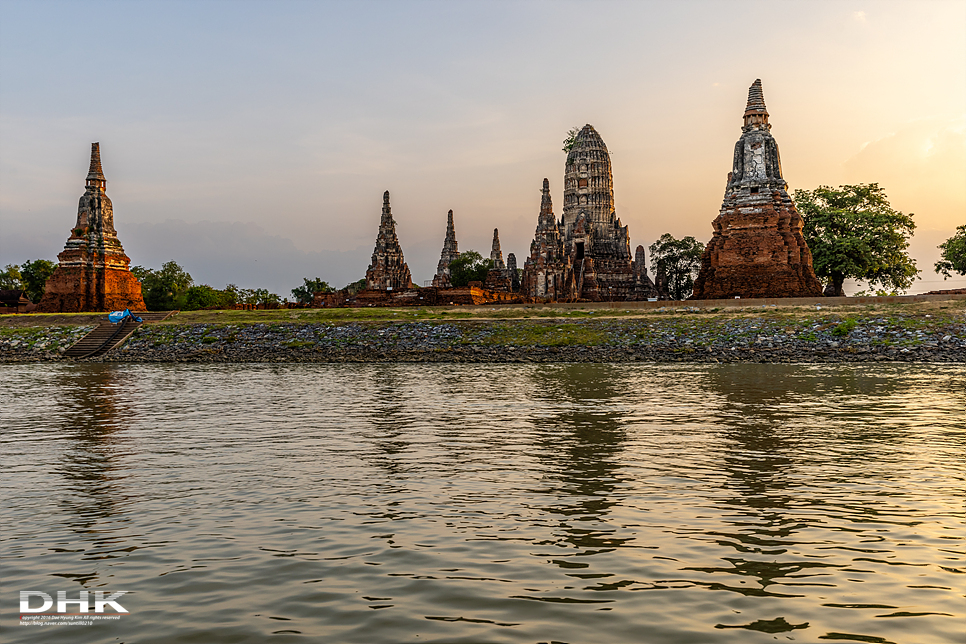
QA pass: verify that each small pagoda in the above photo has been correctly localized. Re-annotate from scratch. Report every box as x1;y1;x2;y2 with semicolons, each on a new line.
38;143;146;312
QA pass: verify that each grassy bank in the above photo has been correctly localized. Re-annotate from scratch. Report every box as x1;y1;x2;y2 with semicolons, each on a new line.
1;298;963;363
4;297;962;326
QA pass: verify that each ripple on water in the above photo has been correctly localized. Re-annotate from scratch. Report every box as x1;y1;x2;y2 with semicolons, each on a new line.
0;362;963;644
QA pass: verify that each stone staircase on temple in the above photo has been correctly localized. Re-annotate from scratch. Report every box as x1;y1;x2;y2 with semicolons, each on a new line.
64;311;176;358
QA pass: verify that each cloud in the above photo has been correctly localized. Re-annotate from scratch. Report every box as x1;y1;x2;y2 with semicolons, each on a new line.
853;11;867;22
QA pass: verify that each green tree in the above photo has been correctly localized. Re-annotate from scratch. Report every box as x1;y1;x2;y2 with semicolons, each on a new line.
177;285;220;310
219;284;240;308
449;251;492;287
795;184;919;296
562;126;581;153
130;265;151;283
291;277;333;305
648;234;705;300
0;264;24;291
236;287;281;306
935;225;966;279
19;259;57;303
133;261;193;310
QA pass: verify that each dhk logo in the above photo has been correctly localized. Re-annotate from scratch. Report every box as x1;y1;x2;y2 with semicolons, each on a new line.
20;591;129;614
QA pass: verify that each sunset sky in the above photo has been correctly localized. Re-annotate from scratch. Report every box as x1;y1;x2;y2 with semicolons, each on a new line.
1;0;964;295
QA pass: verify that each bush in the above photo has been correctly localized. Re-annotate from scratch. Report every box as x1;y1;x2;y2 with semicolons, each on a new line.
178;285;221;311
292;277;334;305
449;251;492;287
831;318;858;337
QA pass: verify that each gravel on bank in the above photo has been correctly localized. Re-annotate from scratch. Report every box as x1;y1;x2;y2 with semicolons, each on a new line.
2;305;964;364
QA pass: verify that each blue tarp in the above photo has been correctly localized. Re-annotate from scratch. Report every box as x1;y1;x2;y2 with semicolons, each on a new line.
108;309;143;324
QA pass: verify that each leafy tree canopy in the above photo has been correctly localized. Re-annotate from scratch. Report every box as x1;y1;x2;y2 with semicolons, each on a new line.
235;288;281;306
180;285;221;311
20;259;56;303
449;251;492;288
132;260;193;310
0;264;24;291
935;224;966;279
795;183;919;296
292;277;334;304
648;234;705;300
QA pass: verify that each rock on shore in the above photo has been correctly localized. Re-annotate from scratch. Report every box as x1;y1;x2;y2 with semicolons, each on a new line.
2;310;964;364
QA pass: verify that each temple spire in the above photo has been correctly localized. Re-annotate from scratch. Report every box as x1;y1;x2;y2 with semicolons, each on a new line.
490;228;505;270
366;190;412;290
540;178;553;218
86;142;106;190
380;190;393;224
743;79;769;129
432;209;460;287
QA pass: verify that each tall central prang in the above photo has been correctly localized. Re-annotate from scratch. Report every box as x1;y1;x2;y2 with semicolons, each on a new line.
522;125;658;301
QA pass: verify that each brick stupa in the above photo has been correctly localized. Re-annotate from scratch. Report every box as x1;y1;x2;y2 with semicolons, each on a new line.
431;210;459;288
365;191;412;291
37;143;146;312
691;80;823;299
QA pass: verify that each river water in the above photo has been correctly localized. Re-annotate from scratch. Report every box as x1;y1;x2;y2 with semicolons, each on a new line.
1;363;963;644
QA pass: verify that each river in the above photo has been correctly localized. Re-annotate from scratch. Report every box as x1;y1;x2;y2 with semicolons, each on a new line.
1;363;963;643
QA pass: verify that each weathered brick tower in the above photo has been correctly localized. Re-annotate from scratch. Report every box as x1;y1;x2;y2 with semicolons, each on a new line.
691;80;823;299
37;143;146;312
522;127;658;301
484;228;513;291
365;191;412;291
431;209;459;288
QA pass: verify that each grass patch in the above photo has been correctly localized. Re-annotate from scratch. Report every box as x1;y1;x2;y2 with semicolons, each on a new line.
831;317;858;337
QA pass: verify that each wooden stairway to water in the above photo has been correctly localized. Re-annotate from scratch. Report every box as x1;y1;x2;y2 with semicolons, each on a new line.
64;311;176;358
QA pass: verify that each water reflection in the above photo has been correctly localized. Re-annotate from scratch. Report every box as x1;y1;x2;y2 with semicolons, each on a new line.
56;367;130;525
527;364;633;551
1;363;960;644
53;365;136;586
360;364;416;476
684;366;826;600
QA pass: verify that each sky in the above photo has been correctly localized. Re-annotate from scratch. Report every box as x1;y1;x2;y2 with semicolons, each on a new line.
1;0;964;296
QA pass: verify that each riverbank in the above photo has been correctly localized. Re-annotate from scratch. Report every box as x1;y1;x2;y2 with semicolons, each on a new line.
2;299;964;363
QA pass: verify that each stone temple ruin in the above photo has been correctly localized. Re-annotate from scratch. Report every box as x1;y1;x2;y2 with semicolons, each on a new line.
431;210;459;288
521;126;659;301
691;80;823;299
365;191;413;291
484;228;517;292
38;143;146;313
